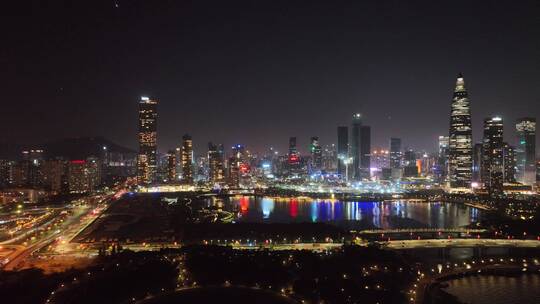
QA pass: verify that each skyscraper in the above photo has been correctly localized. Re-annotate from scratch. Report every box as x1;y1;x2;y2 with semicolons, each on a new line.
360;125;371;179
515;118;536;185
208;142;225;184
0;160;13;187
403;149;418;177
41;159;68;193
350;113;362;179
389;138;402;169
310;136;322;172
68;158;101;193
436;136;450;182
181;134;193;184
448;74;473;189
503;142;516;183
166;150;176;183
228;144;246;187
337;126;348;177
288;137;300;168
137;96;158;184
482;117;504;194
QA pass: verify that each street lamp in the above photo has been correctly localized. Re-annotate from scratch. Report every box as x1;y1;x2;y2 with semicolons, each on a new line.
339;155;353;182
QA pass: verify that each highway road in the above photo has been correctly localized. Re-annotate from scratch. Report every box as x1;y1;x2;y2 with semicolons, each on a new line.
0;194;112;271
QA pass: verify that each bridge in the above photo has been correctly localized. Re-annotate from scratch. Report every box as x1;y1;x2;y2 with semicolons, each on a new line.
355;228;487;235
382;238;540;250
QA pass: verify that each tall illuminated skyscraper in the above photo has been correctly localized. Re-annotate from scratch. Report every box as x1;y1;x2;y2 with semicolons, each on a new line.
448;73;473;189
288;137;300;168
482;116;504;194
137;96;158;184
310;136;322;171
228;144;246;187
437;136;450;182
208;142;224;183
502;142;516;183
389;138;402;169
350;113;362;179
181;134;193;184
166;150;176;183
515;117;536;185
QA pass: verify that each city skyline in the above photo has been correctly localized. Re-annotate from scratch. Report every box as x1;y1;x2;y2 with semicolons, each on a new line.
2;1;540;154
2;3;540;304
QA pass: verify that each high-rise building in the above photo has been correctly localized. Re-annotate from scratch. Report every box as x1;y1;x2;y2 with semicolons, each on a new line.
337;126;348;177
360;126;371;179
503;142;516;183
371;149;389;179
208;142;225;183
482;117;504;194
41;160;68;193
389;138;402;169
371;149;390;169
68;158;101;193
181;134;193;184
350;113;362;179
436;136;450;181
310;137;322;172
228;144;246;187
515;118;536;185
0;160;12;187
166;150;176;183
403;149;418;177
137;96;158;184
321;144;337;172
288;137;300;166
448;73;473;189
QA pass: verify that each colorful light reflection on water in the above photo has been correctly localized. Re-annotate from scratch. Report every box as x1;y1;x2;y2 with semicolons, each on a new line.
227;197;481;229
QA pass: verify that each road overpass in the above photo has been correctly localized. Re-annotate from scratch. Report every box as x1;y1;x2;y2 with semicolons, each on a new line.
355;228;487;235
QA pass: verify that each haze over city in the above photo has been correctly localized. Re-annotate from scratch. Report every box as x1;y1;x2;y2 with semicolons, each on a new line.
2;0;540;154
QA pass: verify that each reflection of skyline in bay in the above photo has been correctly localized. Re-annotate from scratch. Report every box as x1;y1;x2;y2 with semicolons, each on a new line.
225;197;481;229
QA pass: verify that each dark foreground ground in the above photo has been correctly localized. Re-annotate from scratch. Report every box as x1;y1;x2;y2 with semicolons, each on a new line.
140;286;296;304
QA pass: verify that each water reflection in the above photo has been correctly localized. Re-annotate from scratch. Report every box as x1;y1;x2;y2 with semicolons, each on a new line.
229;197;482;229
445;274;540;304
260;198;274;219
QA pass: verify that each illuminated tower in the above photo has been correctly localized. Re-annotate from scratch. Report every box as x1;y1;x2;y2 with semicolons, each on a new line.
389;138;402;169
181;134;193;184
208;142;225;183
482;116;504;194
310;136;322;171
288;137;300;171
166;150;176;183
448;74;473;189
515;118;536;185
350;113;362;179
228;144;246;187
436;136;450;182
137;96;158;184
503;142;516;183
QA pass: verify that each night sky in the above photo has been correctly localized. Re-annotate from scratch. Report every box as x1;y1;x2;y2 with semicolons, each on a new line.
2;0;540;155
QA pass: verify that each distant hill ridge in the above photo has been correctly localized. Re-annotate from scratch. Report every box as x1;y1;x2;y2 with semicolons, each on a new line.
0;137;135;160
